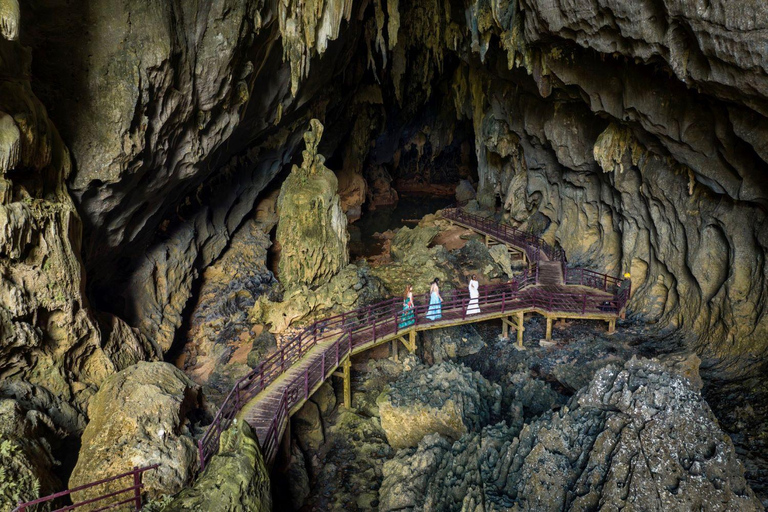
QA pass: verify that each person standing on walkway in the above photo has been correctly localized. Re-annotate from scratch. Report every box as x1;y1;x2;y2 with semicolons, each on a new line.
466;274;480;315
399;284;415;328
426;278;443;320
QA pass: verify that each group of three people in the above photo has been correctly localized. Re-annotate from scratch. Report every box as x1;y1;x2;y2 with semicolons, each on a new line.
398;275;481;328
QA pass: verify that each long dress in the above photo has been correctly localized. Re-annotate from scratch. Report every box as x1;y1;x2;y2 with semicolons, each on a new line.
466;279;480;315
399;294;415;328
426;286;442;320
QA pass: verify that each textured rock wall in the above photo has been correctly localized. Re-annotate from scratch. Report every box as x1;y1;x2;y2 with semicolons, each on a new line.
276;119;349;290
447;0;768;367
0;17;155;422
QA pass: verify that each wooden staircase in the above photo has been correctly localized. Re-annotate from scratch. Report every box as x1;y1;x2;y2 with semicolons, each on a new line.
537;261;564;286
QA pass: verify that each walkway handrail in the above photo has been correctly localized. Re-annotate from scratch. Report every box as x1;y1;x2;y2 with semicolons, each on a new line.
441;208;566;264
13;465;159;512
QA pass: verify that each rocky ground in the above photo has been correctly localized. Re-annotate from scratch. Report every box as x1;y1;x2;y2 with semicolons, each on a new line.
276;316;766;511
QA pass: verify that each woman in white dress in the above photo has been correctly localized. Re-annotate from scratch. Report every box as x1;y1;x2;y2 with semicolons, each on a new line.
466;274;480;315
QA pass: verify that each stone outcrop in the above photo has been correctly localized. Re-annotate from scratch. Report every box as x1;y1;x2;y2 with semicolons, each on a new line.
252;264;387;333
0;399;60;510
276;119;349;290
70;363;201;503
419;324;485;365
160;421;271;512
377;358;501;450
0;16;155;417
180;215;278;400
379;357;763;511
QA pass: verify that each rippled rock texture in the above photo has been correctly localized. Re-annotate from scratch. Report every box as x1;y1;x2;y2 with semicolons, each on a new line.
379;357;763;511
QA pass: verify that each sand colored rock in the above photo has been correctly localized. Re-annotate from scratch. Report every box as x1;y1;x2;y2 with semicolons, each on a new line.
377;359;501;450
276;119;349;291
70;363;201;504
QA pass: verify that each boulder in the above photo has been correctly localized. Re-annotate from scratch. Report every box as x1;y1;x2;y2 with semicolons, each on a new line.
379;357;763;511
70;363;201;504
293;400;325;453
160;421;271;512
419;324;485;365
377;360;501;449
454;179;476;204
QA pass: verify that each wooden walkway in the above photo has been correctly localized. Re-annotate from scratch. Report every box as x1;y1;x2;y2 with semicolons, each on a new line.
197;208;631;469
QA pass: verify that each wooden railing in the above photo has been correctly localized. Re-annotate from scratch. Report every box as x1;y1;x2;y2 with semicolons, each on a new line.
24;208;631;504
13;465;159;512
441;208;567;264
198;270;630;468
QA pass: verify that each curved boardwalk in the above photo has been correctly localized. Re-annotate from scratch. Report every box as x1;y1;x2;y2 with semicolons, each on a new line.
197;208;631;469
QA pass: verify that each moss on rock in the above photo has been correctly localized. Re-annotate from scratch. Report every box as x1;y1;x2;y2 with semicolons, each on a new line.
160;421;271;512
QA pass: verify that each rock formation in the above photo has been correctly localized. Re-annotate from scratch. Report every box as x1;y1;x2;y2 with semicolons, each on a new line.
160;421;271;512
69;363;202;504
2;0;766;506
379;357;763;511
276;119;349;290
0;399;60;510
377;358;501;449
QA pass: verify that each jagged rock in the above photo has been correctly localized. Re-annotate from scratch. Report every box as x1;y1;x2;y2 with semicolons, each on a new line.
70;363;202;504
180;217;277;399
377;359;501;449
252;264;387;333
0;399;60;510
303;409;393;511
379;357;763;511
160;421;271;512
419;324;485;365
0;380;86;436
276;119;349;290
390;225;439;263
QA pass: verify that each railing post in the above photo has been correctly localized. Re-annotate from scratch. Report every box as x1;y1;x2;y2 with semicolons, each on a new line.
304;369;309;399
313;324;317;345
280;350;284;372
462;298;467;320
502;290;506;313
133;466;142;510
582;294;587;315
321;351;326;378
335;341;340;366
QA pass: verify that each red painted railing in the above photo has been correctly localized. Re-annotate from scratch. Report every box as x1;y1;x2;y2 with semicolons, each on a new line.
13;465;159;512
30;208;630;504
442;208;567;264
199;274;631;468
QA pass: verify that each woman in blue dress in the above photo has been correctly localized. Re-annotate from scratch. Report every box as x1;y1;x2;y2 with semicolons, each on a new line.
398;284;415;328
426;278;442;320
